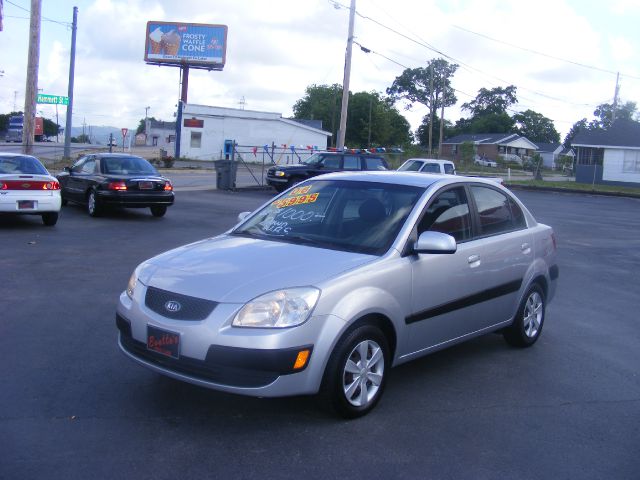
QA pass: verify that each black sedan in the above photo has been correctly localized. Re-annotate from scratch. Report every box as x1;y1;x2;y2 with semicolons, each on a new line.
57;153;174;217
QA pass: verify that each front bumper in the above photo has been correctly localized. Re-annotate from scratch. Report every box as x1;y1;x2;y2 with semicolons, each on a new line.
97;190;174;208
116;288;346;397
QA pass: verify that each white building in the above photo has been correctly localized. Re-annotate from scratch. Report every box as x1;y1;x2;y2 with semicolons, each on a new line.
178;104;331;161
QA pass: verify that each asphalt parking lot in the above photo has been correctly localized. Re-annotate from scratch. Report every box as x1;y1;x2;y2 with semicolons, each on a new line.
2;188;639;479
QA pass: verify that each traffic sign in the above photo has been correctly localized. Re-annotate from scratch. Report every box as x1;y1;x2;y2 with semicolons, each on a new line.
37;94;69;105
121;128;128;138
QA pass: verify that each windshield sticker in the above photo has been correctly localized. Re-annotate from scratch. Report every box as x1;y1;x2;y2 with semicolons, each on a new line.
273;192;319;209
289;185;312;196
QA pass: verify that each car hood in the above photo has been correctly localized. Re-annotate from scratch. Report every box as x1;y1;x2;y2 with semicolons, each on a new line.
272;164;312;172
139;234;375;303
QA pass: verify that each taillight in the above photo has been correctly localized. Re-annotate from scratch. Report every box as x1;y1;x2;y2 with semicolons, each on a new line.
164;181;173;191
1;180;58;190
108;181;127;191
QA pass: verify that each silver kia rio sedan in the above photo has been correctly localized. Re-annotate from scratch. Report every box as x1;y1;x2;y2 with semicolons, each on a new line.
117;171;558;418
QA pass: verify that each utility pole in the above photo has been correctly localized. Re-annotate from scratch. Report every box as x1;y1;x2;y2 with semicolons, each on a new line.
63;6;78;159
336;0;356;151
428;64;434;154
612;72;620;124
23;0;41;155
144;105;150;141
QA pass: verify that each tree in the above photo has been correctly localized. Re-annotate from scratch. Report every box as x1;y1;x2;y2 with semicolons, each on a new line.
563;118;588;146
513;109;560;143
416;116;454;148
136;116;157;135
42;118;60;137
461;86;518;116
451;86;518;136
387;58;458;151
589;101;637;130
293;85;411;148
293;84;342;146
71;134;90;144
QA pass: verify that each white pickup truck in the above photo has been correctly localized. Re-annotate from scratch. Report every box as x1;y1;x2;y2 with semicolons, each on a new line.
398;158;503;184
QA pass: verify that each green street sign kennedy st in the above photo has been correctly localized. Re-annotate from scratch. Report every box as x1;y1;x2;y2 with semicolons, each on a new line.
37;94;69;105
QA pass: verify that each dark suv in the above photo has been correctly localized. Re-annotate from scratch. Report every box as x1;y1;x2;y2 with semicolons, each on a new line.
266;152;389;192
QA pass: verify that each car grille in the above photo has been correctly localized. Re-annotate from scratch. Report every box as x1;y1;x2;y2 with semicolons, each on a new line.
145;286;218;320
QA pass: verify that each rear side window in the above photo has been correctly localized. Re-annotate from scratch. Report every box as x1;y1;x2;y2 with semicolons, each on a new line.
343;155;360;170
471;186;520;236
421;163;441;173
320;156;341;169
364;157;388;170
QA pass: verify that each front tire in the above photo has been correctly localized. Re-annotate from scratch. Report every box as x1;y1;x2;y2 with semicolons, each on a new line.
41;212;58;226
320;325;389;418
150;205;167;217
503;284;545;348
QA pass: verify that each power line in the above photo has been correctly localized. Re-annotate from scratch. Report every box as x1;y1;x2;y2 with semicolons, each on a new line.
451;24;640;81
5;0;71;27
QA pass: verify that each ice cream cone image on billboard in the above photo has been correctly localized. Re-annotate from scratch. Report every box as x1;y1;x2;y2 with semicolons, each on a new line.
149;27;163;54
162;30;181;56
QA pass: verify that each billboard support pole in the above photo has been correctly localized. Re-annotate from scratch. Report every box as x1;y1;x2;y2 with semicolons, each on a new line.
174;65;189;159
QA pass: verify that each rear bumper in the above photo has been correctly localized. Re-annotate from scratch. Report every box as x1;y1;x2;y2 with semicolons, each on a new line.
96;190;174;208
0;193;61;213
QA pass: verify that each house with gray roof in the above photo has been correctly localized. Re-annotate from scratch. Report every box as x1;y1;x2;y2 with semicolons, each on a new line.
441;133;538;165
572;119;640;186
535;143;575;169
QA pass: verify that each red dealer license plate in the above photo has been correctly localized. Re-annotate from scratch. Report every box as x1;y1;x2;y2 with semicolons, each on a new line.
18;200;36;209
147;325;180;359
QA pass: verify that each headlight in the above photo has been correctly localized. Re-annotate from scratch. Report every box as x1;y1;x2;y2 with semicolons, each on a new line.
274;170;285;177
232;287;320;328
126;271;138;299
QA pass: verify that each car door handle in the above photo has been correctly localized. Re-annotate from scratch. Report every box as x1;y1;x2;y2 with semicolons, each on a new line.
521;243;531;254
468;255;481;267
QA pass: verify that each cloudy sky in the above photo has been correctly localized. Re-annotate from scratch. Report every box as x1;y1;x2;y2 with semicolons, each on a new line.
1;0;639;140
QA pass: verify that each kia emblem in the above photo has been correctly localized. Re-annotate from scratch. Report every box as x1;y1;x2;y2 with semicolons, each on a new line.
164;300;182;313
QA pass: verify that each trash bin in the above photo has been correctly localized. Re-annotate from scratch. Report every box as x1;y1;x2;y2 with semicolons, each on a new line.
214;160;238;190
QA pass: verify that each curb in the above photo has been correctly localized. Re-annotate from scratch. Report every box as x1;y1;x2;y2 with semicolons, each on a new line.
506;184;640;199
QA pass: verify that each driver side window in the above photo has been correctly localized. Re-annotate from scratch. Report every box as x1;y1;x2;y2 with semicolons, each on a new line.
418;187;472;242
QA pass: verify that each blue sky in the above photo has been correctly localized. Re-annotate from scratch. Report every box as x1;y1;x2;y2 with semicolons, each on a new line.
1;0;639;140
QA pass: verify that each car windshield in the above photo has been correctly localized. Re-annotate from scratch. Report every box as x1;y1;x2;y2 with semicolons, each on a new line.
0;156;48;175
398;160;423;172
301;152;324;165
102;156;158;175
232;179;424;255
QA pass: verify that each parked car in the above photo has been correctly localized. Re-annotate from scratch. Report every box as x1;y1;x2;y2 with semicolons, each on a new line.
0;153;61;226
57;153;174;217
116;171;558;418
266;151;388;192
474;156;498;168
398;158;457;175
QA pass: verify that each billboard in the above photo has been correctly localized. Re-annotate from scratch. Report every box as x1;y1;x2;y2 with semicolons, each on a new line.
144;21;227;69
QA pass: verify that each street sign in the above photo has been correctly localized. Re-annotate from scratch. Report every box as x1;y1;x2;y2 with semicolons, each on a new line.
36;94;69;105
121;128;128;138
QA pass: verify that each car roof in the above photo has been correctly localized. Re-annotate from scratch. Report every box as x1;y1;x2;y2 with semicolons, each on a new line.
0;153;39;159
317;151;383;157
404;158;454;164
309;170;500;189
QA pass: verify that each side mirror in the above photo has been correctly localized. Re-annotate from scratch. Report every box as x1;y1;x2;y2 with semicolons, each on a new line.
414;231;457;254
237;211;251;222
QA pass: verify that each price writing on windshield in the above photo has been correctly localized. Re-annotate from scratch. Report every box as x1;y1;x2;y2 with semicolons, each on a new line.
273;192;319;209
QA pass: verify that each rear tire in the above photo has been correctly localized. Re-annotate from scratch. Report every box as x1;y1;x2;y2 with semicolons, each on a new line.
320;325;389;418
41;212;58;226
87;189;101;217
503;284;545;348
150;205;167;217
